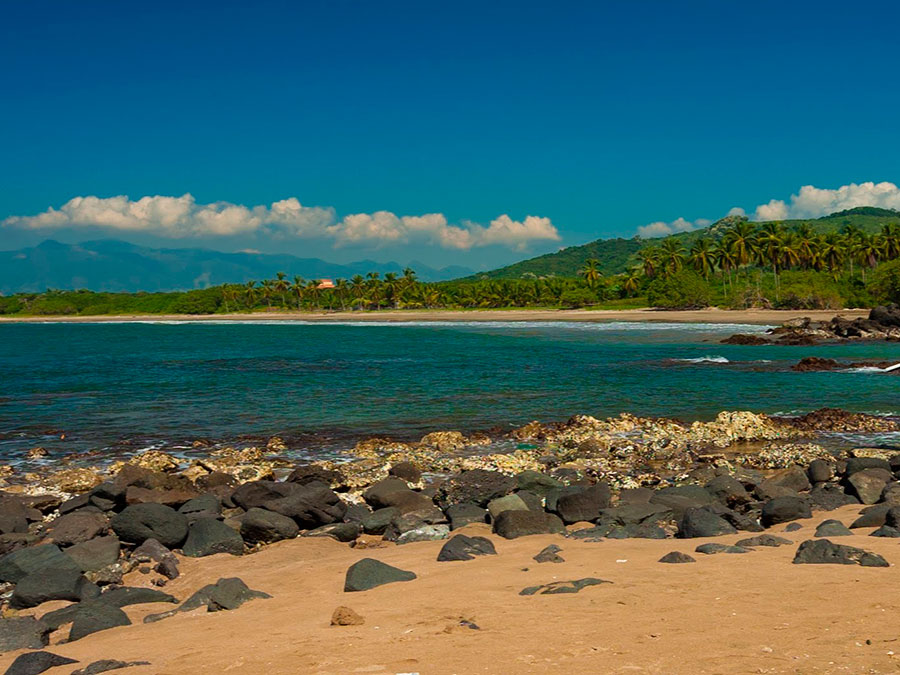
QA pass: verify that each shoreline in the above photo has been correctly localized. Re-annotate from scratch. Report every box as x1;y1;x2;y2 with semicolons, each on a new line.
0;307;871;325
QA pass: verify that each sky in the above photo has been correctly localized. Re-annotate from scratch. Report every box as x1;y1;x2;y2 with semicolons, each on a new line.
2;0;900;270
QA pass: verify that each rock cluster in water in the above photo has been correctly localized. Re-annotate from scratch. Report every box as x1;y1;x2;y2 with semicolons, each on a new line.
723;304;900;345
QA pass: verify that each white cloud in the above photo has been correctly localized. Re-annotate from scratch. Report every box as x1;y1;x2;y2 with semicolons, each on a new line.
637;217;710;238
751;181;900;221
727;207;746;217
1;194;560;251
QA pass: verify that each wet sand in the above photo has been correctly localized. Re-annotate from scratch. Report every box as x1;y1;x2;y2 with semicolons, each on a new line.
4;504;899;674
0;307;870;325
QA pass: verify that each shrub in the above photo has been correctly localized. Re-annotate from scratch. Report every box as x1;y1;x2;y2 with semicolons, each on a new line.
869;260;900;304
559;287;598;308
774;271;843;310
646;271;711;309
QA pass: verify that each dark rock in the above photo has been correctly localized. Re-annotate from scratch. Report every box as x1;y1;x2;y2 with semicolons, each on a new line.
395;524;449;544
10;568;100;609
650;486;714;517
533;544;564;563
0;501;28;535
69;603;131;641
870;525;900;537
3;651;77;675
600;503;673;526
553;483;611;524
0;544;80;583
0;616;51;653
445;503;487;530
183;518;244;557
146;578;269;622
845;457;892;476
0;533;39;556
850;504;891;528
705;503;763;532
695;543;750;554
520;578;611;594
881;482;900;505
720;334;769;345
131;538;172;563
436;534;497;562
515;490;545;512
362;478;414;508
705;475;750;507
286;464;344;487
71;660;151;675
177;494;221;523
618;487;654;504
435;470;516;509
304;522;361;542
65;536;121;572
884;506;900;528
792;538;889;567
784;522;803;532
124;486;198;508
388;462;422;484
486;494;529;519
870;304;900;328
261;483;347;528
753;482;800;501
238;507;299;544
492;510;565;539
606;522;667;539
763;466;812;493
515;470;562;497
735;534;793;547
361;507;399;535
230;481;291;511
110;503;188;548
807;459;834;484
342;503;372;524
100;586;178;608
808;484;859;511
658;551;695;563
677;507;737;538
846;468;892;505
815;519;853;537
567;523;612;541
761;496;811;527
344;558;416;592
383;506;447;541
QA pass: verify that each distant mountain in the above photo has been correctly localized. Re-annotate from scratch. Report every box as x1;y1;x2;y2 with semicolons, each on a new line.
467;209;900;280
0;240;474;294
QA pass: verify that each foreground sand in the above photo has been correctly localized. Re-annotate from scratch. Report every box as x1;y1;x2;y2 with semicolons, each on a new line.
5;504;899;674
0;307;870;325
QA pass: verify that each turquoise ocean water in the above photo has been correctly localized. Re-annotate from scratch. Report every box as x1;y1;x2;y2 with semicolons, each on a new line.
1;320;898;464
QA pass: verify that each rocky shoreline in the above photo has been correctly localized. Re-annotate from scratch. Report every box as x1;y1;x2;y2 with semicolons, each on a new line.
723;303;900;345
0;408;898;669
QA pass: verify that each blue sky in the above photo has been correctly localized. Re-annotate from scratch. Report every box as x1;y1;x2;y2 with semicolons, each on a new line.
2;1;900;269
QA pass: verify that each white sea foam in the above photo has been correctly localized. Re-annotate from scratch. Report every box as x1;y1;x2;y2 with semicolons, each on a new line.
677;356;730;364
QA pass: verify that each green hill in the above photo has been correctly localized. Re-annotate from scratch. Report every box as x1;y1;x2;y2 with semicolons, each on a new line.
467;207;900;280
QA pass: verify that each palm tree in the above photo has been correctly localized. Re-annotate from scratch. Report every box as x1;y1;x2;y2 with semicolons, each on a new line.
880;223;900;260
793;224;818;269
382;272;400;309
273;272;289;308
350;275;366;310
688;238;716;279
725;221;758;268
290;275;305;310
756;222;785;297
622;268;642;297
637;247;661;278
856;233;880;281
305;279;321;310
658;239;686;278
260;279;275;309
579;258;602;290
820;233;845;279
244;281;257;309
335;278;349;310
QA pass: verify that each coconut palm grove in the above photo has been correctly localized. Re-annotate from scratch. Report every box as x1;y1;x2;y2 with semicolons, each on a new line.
2;207;899;316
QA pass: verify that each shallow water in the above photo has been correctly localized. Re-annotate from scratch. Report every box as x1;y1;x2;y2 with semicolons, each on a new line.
1;320;898;462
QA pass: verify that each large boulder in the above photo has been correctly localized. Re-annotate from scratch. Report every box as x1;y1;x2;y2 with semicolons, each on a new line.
677;507;737;538
850;504;892;529
230;481;291;510
792;539;889;567
47;510;108;547
261;483;347;528
600;503;673;526
807;459;834;484
68;602;131;641
64;536;121;572
763;466;811;493
0;544;80;583
362;478;414;509
445;503;488;530
388;462;422;484
0;501;30;535
705;475;750;507
553;483;611;524
304;522;361;542
361;507;399;535
846;468;892;505
869;304;900;328
492;510;565;539
110;503;188;548
436;470;516;509
11;568;100;609
761;496;811;527
4;651;78;674
486;494;529;520
844;457;892;476
815;519;853;537
808;484;859;511
177;494;222;523
183;518;244;557
344;558;416;592
515;470;562;497
436;534;497;562
0;616;51;653
650;485;714;517
238;507;299;544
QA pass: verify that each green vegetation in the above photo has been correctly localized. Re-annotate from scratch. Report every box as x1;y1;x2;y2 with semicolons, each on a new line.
2;208;900;315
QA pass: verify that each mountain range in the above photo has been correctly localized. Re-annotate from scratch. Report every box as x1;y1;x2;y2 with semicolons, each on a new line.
0;240;473;294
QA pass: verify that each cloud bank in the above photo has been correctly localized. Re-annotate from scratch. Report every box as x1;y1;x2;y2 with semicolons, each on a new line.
636;181;900;237
1;194;561;251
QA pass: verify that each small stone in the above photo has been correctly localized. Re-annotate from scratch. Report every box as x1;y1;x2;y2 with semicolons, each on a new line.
4;651;78;675
330;606;364;626
814;519;853;537
344;558;416;592
658;551;696;563
520;578;611;595
436;535;497;562
533;544;565;563
695;543;750;554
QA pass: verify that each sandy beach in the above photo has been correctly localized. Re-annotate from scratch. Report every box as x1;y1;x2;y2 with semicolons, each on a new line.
0;307;871;325
1;504;898;675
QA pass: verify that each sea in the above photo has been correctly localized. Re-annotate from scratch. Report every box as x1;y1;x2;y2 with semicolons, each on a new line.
1;320;899;466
